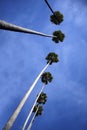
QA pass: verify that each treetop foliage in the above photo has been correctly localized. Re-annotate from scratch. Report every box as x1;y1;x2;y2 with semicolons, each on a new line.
33;105;43;116
50;11;64;25
37;92;47;104
52;30;65;43
46;52;59;65
41;72;53;85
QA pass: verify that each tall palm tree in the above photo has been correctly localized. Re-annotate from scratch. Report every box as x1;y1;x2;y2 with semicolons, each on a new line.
44;0;64;25
0;20;53;38
27;105;43;130
26;72;53;130
3;52;58;130
22;92;47;130
23;92;47;130
52;30;65;43
22;72;53;130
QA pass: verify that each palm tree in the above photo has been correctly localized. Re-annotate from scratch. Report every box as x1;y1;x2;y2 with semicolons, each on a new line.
52;30;65;43
27;105;43;130
22;72;53;130
50;11;64;25
46;52;59;65
22;92;47;130
44;0;64;25
0;20;53;38
37;92;47;104
41;72;53;85
33;105;43;116
3;52;58;130
22;91;47;130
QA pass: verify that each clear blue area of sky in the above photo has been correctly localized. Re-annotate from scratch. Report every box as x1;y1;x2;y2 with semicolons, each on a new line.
0;0;87;130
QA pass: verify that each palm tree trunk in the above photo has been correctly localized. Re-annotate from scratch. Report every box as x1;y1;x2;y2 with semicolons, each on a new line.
44;0;54;14
22;84;45;130
27;107;39;130
0;20;53;37
3;63;50;130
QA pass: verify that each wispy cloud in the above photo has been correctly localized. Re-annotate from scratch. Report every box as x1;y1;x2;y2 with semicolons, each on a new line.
53;0;87;27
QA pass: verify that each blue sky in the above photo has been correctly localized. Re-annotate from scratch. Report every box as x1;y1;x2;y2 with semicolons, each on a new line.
0;0;87;130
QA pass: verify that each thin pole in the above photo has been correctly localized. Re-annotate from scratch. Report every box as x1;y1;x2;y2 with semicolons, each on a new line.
44;0;54;14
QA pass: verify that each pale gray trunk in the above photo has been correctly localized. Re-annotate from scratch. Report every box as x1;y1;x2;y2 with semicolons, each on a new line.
0;20;53;37
3;63;50;130
27;107;39;130
22;84;45;130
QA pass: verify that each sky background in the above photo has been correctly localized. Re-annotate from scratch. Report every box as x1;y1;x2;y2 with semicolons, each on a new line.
0;0;87;130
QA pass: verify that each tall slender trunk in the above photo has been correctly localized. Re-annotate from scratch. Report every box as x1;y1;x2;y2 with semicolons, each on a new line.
44;0;54;14
22;84;45;130
27;107;39;130
0;20;53;38
3;63;50;130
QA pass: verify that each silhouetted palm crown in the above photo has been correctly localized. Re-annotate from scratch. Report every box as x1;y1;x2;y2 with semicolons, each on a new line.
46;52;59;65
50;11;64;25
33;105;43;116
41;72;53;85
37;92;47;104
52;30;65;43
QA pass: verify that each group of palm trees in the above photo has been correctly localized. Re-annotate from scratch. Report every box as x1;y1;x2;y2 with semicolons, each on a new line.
1;0;65;130
22;72;53;130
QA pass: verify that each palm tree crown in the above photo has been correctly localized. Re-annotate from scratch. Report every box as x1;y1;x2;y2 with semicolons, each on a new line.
50;11;64;25
41;72;53;85
46;52;59;65
52;30;65;43
37;92;47;104
33;105;43;116
44;0;64;25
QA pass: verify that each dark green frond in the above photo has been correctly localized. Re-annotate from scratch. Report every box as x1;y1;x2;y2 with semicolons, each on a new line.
52;30;65;43
33;105;43;116
37;92;47;104
41;72;53;84
50;11;64;25
46;52;59;65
